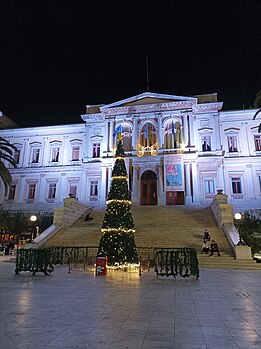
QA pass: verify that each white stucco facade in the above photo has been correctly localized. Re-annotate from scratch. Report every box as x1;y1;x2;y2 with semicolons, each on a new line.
0;92;260;213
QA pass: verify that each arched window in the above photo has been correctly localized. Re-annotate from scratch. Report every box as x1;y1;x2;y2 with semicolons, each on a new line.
122;124;132;151
164;121;181;149
140;123;156;147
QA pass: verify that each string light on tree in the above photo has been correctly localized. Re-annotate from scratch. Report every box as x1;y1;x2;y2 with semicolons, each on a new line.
97;133;138;266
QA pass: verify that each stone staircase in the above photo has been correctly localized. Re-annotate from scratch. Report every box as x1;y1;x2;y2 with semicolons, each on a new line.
43;205;261;270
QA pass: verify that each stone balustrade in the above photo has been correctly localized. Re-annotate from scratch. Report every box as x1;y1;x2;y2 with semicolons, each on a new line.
53;198;90;227
210;190;252;260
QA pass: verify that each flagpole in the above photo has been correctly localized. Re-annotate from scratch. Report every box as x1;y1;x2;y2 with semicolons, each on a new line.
172;119;174;149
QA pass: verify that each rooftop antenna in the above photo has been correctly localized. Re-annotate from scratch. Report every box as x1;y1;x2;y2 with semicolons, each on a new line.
146;56;150;92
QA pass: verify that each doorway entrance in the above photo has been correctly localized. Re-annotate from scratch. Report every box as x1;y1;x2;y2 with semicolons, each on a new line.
140;170;157;205
166;191;185;205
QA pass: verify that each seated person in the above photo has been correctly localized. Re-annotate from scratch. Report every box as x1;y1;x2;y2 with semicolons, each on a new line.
84;213;93;222
201;240;210;254
203;229;211;241
210;240;221;256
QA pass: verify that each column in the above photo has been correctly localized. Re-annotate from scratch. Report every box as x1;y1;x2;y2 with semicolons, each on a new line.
110;119;115;151
182;113;189;146
189;114;195;147
132;164;138;204
60;173;67;201
100;165;107;205
17;175;26;203
80;170;87;204
245;164;255;199
191;161;199;203
62;136;68;165
216;160;225;192
42;138;48;166
38;174;46;202
22;139;29;167
241;122;250;156
106;120;110;152
187;114;191;147
132;117;138;150
83;125;90;159
158;162;164;205
157;115;163;149
213;114;221;151
184;162;192;203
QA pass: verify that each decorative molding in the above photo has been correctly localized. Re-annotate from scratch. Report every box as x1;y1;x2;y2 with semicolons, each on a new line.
81;113;104;121
193;102;223;113
102;101;196;116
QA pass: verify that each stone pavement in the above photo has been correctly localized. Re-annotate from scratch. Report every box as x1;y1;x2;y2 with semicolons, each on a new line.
1;256;261;349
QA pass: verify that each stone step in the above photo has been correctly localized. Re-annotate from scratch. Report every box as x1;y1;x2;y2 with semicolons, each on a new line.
42;206;258;270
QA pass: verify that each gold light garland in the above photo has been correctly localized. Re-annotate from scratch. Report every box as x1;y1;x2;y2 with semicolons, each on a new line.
112;176;128;180
106;199;132;205
137;143;158;157
101;227;135;233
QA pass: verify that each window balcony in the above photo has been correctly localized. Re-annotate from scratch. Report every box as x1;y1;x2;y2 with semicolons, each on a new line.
26;199;35;204
46;198;55;203
231;194;244;199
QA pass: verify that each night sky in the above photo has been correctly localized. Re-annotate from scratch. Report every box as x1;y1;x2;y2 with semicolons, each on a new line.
0;0;260;127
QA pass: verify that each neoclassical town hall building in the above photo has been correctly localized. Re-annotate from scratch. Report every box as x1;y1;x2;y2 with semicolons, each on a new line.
0;92;260;213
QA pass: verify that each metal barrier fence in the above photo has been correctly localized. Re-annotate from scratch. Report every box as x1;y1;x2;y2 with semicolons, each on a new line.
15;246;199;278
15;246;98;275
154;248;199;279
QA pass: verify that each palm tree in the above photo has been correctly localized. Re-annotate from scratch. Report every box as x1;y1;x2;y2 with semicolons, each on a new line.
0;137;17;196
253;90;261;109
253;91;261;133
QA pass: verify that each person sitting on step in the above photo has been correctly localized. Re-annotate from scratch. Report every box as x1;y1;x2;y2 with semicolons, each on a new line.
209;240;221;256
201;239;210;254
84;213;93;222
203;228;211;241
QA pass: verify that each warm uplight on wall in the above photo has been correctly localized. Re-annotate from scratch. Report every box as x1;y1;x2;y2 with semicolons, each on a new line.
180;143;187;151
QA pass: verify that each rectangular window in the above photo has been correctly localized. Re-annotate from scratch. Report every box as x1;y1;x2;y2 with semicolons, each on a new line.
90;180;98;196
69;183;77;198
201;136;211;151
204;178;215;194
48;183;56;199
32;148;40;163
14;149;20;164
227;136;238;152
8;184;16;200
254;135;261;151
28;184;36;199
231;177;242;194
72;146;80;161
92;143;100;158
51;148;60;162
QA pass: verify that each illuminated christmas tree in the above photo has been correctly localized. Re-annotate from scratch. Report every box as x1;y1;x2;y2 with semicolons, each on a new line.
97;136;138;266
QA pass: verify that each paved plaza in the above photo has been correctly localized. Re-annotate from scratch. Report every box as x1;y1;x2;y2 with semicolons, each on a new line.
1;257;261;349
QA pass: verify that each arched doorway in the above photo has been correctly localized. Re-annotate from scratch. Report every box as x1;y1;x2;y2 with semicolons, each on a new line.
140;170;157;205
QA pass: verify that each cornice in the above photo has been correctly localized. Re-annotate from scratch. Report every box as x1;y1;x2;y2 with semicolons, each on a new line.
193;102;223;113
102;100;196;116
81;113;104;121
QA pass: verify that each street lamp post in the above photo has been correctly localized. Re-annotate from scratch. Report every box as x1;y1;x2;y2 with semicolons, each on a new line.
234;213;245;245
30;215;38;241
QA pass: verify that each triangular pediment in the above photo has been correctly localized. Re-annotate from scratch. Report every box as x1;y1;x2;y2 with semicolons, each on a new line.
123;97;181;106
100;92;196;110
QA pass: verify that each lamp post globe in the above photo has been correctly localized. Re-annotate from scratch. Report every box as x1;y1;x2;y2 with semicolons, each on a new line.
234;213;242;220
30;215;37;222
